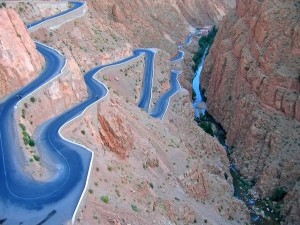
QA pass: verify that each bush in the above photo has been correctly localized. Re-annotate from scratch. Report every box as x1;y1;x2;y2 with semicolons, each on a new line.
193;26;218;71
33;155;40;161
131;204;140;212
101;195;109;203
29;139;35;147
200;121;214;137
270;187;287;202
23;136;30;145
19;123;26;131
22;109;26;119
30;97;36;103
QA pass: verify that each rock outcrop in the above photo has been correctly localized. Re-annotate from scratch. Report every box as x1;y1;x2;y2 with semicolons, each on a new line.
97;101;134;159
0;9;44;99
201;0;300;222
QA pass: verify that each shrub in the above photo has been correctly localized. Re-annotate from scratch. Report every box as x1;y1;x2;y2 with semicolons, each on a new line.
30;97;36;103
33;155;40;161
81;130;85;135
101;195;109;203
193;25;218;71
29;139;35;147
131;204;140;212
200;121;214;137
270;187;287;201
23;136;30;145
22;109;26;119
19;123;26;131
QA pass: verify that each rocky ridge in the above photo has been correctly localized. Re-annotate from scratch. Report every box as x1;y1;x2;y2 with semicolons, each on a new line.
0;8;44;99
201;0;300;222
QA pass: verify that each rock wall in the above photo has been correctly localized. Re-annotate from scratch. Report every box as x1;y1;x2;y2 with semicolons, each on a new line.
0;9;44;99
201;0;300;222
176;0;236;26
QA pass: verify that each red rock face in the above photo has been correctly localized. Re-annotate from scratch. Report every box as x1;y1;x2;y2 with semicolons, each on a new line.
97;104;133;159
177;0;236;25
0;9;44;99
201;0;300;222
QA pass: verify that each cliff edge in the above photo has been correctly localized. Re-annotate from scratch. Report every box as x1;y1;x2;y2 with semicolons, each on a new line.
0;8;44;99
202;0;300;223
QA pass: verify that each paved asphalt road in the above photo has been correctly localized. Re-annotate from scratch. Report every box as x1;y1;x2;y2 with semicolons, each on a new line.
0;42;156;224
0;1;181;223
150;70;181;119
170;50;184;62
27;1;84;29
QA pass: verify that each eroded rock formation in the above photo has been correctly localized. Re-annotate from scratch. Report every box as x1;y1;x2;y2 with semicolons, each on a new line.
201;0;300;222
177;0;236;25
0;9;44;99
97;100;133;159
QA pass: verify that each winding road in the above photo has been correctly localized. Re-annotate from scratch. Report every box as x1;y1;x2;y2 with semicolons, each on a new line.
150;70;181;119
0;1;184;224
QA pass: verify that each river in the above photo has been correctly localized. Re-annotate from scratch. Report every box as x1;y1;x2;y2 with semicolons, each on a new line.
192;48;208;117
192;41;282;225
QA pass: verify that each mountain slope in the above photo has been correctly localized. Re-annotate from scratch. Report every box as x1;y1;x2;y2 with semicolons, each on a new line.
202;0;300;222
0;9;44;99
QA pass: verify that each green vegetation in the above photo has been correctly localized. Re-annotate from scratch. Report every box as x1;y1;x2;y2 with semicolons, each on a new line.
19;123;35;147
101;195;109;203
22;109;26;119
81;130;86;135
33;155;40;161
19;123;26;131
195;112;227;144
0;2;7;8
148;182;154;189
131;204;140;212
200;121;214;137
195;114;214;137
30;96;36;103
270;187;287;202
193;26;218;71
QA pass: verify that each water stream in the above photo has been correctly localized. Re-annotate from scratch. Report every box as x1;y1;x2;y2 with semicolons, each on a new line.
192;48;208;117
192;45;282;225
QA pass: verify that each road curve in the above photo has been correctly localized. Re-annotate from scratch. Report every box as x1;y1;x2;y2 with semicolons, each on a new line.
149;31;198;120
0;1;182;224
170;50;185;62
137;49;156;112
0;8;158;224
27;1;85;29
150;70;181;119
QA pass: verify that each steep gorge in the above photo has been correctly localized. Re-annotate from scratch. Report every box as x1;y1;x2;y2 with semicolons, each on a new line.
201;0;300;223
0;0;264;224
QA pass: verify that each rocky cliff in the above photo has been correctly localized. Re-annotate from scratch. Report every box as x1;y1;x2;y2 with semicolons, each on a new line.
0;8;44;99
201;0;300;222
176;0;235;25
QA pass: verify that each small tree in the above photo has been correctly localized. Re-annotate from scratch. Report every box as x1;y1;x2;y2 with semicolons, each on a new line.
30;97;36;103
29;139;35;147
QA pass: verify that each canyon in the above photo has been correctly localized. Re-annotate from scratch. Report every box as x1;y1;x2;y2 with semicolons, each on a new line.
0;0;299;224
201;0;300;223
